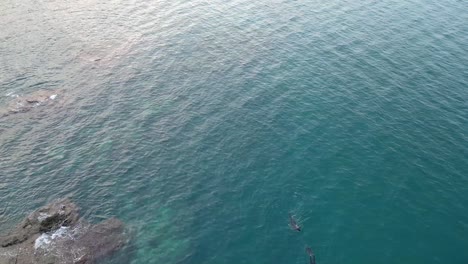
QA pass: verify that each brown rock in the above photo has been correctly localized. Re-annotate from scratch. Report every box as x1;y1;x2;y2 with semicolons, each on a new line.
0;199;128;264
0;89;62;117
0;198;79;247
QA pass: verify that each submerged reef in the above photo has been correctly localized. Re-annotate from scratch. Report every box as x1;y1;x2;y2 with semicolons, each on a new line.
0;198;128;264
1;89;63;117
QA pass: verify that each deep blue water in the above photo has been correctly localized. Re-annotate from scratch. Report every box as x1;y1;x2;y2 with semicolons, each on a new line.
0;0;467;263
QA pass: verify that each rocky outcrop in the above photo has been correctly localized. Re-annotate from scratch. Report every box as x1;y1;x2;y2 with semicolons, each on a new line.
1;89;62;117
0;199;128;264
0;198;79;248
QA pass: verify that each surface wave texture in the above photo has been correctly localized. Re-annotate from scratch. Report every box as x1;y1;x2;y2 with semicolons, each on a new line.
0;0;467;263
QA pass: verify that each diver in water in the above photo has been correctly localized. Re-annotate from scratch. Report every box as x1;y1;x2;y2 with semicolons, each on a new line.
289;213;301;231
306;247;316;264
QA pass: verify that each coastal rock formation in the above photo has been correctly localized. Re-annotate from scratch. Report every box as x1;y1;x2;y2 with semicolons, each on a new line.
0;198;79;248
0;199;128;264
1;89;62;117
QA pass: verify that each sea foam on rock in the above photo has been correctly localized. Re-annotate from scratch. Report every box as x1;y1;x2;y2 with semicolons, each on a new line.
0;198;128;264
0;89;63;117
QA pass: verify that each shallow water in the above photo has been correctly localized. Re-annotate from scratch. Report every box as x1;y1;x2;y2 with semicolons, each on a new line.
0;0;467;263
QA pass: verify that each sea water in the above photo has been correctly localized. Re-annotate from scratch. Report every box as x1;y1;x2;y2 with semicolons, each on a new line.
0;0;467;263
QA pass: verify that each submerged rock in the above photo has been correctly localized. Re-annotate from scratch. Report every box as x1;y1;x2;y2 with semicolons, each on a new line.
1;89;62;117
0;199;128;264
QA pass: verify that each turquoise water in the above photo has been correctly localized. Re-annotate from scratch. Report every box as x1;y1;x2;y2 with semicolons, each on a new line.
1;0;467;263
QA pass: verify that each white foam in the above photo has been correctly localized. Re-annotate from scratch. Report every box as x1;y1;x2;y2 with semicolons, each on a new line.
51;226;70;239
34;234;51;250
34;226;70;250
49;94;57;100
37;212;50;222
6;93;19;98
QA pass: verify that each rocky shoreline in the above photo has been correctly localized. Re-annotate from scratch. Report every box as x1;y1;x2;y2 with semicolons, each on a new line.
0;199;128;264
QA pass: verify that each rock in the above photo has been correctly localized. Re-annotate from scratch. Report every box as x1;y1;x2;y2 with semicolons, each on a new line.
75;218;126;261
0;198;79;248
0;199;128;264
32;218;127;264
1;89;62;117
